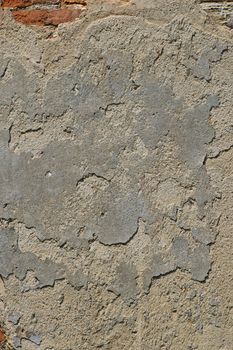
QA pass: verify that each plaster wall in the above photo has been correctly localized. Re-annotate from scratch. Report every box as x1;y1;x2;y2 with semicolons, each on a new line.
0;1;233;349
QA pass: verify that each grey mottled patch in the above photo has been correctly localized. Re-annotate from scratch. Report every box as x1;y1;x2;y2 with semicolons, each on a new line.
143;253;177;293
143;236;212;290
108;263;138;304
13;336;21;348
192;227;216;245
28;334;42;345
0;227;75;289
172;103;215;169
94;190;143;245
192;43;227;81
190;245;211;282
172;237;190;270
8;313;21;325
67;270;89;290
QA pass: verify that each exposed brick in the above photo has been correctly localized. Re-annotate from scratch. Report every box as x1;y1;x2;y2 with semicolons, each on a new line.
12;8;83;25
1;0;59;8
0;0;131;27
0;327;6;344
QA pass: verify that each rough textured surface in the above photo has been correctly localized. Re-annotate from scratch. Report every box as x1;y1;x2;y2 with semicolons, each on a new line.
0;0;233;349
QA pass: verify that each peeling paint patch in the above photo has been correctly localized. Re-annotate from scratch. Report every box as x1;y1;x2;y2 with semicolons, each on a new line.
108;263;138;304
0;227;89;290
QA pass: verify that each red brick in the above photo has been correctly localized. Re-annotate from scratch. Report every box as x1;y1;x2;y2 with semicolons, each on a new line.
0;327;6;344
1;0;59;8
12;8;83;25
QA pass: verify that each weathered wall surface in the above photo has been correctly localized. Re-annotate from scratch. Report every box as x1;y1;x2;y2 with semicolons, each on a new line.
0;0;233;349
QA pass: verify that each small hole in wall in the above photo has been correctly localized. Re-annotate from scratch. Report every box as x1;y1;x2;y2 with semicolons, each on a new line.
45;171;52;177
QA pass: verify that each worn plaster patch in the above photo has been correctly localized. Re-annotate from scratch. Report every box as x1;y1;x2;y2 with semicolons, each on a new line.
0;16;223;300
191;43;227;81
191;227;216;245
93;189;143;245
171;236;190;270
143;236;212;291
0;228;65;287
108;263;138;304
143;253;177;293
190;244;211;282
0;227;89;290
